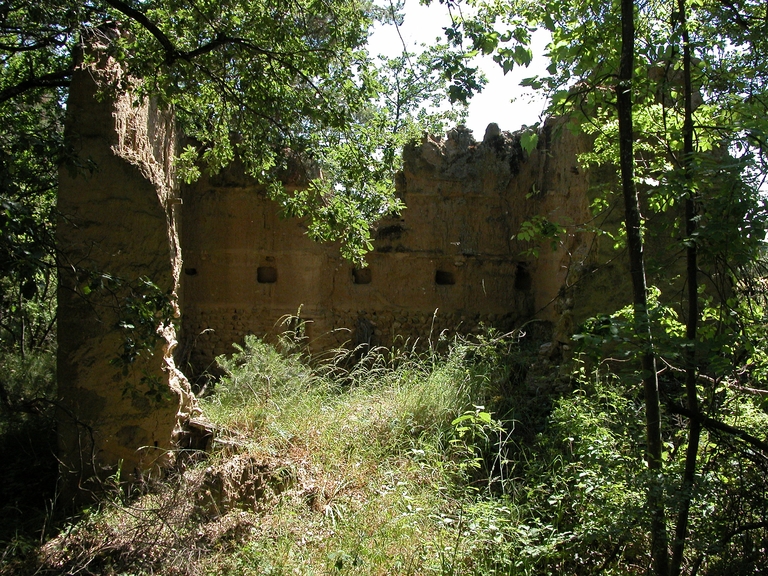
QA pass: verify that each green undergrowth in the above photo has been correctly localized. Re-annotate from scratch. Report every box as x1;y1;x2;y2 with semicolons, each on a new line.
7;329;768;575
0;349;58;547
190;332;541;575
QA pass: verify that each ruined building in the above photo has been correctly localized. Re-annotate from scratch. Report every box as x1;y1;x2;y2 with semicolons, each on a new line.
179;121;598;374
57;55;628;487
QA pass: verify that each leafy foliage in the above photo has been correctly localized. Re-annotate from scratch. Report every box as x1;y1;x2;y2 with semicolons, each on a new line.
0;0;70;354
2;330;760;575
0;0;470;378
428;0;768;571
271;49;465;262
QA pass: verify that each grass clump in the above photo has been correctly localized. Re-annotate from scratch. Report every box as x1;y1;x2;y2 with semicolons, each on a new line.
26;332;525;576
12;329;767;575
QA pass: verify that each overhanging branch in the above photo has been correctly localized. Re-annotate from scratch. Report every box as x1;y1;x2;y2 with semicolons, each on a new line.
668;403;768;455
0;68;73;103
100;0;333;66
101;0;179;60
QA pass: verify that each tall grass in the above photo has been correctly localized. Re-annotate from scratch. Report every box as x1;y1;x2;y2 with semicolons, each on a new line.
195;332;525;576
20;332;525;575
10;329;767;575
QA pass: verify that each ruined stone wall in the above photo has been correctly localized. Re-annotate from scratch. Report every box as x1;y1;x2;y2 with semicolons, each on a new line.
57;52;197;489
59;51;632;484
179;121;600;373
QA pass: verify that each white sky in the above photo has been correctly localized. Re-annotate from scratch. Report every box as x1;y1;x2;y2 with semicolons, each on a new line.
367;1;551;138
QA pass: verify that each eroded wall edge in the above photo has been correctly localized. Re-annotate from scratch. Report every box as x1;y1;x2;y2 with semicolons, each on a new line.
57;47;198;491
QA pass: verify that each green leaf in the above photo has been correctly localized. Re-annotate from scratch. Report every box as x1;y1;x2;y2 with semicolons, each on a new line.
520;131;539;154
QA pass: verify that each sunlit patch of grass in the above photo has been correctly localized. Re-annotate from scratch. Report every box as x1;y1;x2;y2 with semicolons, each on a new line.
194;335;489;575
32;333;515;575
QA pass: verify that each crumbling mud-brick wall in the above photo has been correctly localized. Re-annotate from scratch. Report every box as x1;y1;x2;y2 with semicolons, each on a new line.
57;50;197;490
179;121;600;374
60;50;630;485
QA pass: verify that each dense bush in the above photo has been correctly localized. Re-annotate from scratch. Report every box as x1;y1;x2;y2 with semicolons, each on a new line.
0;349;58;560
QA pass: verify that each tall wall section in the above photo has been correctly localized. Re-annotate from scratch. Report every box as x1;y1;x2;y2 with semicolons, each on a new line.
57;51;197;489
179;122;601;374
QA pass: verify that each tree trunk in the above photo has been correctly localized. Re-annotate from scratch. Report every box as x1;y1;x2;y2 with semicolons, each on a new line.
617;0;669;572
670;1;702;573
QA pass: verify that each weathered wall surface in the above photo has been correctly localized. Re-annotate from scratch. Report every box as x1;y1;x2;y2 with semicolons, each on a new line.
59;52;630;484
58;54;197;488
179;121;600;373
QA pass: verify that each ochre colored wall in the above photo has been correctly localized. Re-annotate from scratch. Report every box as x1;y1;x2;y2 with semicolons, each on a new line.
57;51;196;490
59;53;623;486
179;122;598;374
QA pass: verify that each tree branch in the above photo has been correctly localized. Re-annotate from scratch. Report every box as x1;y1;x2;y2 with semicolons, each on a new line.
101;0;179;60
729;382;768;396
185;34;232;60
718;0;753;30
668;403;768;455
99;0;325;70
0;68;73;103
0;40;61;53
721;521;768;544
